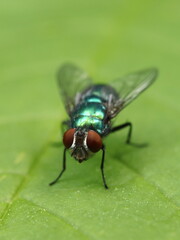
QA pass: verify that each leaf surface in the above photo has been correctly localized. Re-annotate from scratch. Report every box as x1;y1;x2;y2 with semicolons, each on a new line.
0;1;180;239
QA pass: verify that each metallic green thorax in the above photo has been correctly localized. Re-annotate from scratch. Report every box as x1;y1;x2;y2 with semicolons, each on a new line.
71;95;108;135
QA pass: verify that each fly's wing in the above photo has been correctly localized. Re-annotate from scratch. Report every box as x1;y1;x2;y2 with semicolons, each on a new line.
109;68;158;118
57;63;93;115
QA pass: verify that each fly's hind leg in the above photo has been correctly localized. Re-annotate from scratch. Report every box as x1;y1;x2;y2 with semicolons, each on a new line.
111;122;148;147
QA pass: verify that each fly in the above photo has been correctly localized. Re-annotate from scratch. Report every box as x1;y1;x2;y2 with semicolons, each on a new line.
49;63;158;189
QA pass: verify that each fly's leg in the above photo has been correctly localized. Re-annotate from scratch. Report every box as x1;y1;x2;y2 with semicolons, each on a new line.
100;145;108;189
61;120;70;135
111;122;132;144
49;148;67;186
111;122;147;147
51;120;70;147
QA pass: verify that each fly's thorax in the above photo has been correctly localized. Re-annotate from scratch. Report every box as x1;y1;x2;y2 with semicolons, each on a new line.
63;128;103;162
71;96;110;135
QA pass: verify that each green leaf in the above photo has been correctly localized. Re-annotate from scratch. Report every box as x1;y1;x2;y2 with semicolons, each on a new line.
0;0;180;240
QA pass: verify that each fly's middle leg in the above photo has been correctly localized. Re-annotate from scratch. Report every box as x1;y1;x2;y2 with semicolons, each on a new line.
61;120;70;135
51;120;70;148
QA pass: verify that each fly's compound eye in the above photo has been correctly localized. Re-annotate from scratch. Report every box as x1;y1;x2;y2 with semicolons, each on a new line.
87;130;102;152
63;128;76;148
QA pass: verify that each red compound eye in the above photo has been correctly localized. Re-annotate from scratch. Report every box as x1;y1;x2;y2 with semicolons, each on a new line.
87;130;102;152
63;128;76;148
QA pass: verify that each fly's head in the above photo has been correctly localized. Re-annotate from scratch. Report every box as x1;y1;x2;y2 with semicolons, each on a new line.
63;128;103;163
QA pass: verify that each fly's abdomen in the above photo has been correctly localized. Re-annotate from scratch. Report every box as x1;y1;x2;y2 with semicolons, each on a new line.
71;96;108;135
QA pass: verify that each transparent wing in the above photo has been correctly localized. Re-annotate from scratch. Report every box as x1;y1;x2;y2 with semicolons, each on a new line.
57;63;93;115
109;68;158;118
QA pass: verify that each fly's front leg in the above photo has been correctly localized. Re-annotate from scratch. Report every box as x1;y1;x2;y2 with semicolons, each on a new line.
111;122;147;147
49;148;67;186
100;145;108;189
